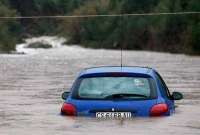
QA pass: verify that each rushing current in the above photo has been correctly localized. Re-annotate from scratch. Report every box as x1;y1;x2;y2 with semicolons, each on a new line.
0;36;200;135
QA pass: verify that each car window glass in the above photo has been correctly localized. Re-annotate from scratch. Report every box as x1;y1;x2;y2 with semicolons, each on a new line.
78;77;152;99
155;72;171;98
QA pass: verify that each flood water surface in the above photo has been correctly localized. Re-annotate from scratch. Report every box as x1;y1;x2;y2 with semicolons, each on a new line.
0;40;200;135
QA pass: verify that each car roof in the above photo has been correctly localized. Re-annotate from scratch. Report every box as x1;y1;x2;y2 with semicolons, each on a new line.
79;66;155;77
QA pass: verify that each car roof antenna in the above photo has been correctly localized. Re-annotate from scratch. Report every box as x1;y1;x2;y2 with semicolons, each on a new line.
120;43;123;68
120;15;123;69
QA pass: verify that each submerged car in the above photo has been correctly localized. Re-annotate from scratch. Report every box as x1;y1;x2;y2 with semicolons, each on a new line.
61;66;183;118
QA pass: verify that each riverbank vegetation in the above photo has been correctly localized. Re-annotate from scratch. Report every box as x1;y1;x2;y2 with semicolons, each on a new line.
0;0;20;53
0;0;199;54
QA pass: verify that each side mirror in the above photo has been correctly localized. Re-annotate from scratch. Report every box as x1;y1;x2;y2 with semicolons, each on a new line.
171;92;183;100
62;91;70;100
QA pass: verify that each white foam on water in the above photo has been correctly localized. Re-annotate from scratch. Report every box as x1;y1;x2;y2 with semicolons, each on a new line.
16;36;67;54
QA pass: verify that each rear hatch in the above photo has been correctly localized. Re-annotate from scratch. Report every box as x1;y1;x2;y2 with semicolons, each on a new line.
69;99;158;117
69;71;158;117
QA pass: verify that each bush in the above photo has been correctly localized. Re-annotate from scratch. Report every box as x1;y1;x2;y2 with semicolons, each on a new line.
0;1;20;53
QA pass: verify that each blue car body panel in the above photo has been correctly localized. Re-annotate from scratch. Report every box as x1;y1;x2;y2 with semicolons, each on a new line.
64;66;175;117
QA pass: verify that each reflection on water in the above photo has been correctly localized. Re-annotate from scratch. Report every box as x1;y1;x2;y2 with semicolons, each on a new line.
0;37;200;135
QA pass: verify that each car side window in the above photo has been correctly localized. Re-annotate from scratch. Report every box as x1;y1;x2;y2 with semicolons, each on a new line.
155;72;171;98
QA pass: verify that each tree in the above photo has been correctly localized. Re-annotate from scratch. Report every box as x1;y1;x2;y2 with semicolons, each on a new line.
0;1;20;52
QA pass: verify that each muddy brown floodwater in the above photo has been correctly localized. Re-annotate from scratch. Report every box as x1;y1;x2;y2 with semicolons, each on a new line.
0;44;200;135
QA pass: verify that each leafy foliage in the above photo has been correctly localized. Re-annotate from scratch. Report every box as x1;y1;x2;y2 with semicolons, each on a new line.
62;0;200;54
0;0;199;54
0;1;20;52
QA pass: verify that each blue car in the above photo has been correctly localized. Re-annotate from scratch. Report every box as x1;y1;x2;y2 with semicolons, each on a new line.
61;66;183;118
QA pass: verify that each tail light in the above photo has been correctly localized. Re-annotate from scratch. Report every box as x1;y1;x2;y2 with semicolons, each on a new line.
150;103;168;116
61;103;76;116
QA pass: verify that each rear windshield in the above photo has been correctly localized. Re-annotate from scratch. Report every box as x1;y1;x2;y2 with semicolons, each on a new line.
72;77;157;100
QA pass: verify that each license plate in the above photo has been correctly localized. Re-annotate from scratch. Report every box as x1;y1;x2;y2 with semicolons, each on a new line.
96;112;132;119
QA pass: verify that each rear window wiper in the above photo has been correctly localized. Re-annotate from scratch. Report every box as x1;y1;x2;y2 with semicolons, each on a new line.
104;93;148;99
